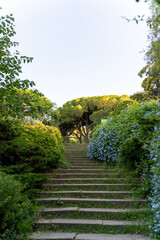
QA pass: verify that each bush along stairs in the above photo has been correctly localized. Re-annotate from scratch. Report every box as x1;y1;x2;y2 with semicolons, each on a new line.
30;144;152;240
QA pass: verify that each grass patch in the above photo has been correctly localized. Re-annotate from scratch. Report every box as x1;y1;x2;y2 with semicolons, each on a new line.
36;223;150;235
42;209;152;221
38;199;148;209
43;185;138;191
54;179;141;184
38;192;134;199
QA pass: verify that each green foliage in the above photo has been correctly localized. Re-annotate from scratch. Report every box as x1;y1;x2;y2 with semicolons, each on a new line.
0;87;57;121
0;14;34;89
14;173;49;198
0;119;21;140
0;119;66;236
0;13;35;118
59;95;131;143
1;226;17;240
119;135;148;171
124;2;159;96
136;0;160;5
89;109;111;127
130;91;160;102
110;100;136;116
0;119;66;172
138;3;160;96
0;172;37;237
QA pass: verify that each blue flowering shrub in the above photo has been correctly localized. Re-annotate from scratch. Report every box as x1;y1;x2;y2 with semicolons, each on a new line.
88;101;159;163
88;101;160;165
148;126;160;239
88;115;138;165
88;100;160;239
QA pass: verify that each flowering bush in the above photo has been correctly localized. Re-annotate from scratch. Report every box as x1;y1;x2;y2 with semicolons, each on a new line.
88;115;138;165
148;126;160;239
88;101;160;165
88;101;160;238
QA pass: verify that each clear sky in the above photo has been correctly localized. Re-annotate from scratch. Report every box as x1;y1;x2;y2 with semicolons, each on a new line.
0;0;151;107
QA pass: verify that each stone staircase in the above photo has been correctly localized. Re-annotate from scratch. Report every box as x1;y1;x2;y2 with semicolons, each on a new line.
30;144;151;240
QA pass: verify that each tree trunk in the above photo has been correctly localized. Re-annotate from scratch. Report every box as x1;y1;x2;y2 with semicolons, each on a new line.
72;130;82;143
84;135;89;144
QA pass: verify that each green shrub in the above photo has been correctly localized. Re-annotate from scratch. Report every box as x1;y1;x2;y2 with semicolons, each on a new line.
0;120;66;172
1;225;17;240
119;135;149;172
0;119;67;238
0;119;21;141
13;173;49;198
0;172;37;238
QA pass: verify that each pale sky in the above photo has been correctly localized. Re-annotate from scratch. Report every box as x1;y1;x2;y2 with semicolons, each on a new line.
0;0;151;107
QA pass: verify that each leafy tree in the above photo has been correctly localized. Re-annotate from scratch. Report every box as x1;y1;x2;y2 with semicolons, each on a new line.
17;88;56;121
89;109;111;127
110;100;137;116
59;95;131;143
0;88;57;121
135;0;160;4
138;2;160;95
130;91;160;102
0;12;35;117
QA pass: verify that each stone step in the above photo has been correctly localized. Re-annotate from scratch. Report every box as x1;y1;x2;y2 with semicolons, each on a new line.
44;170;110;176
29;232;76;239
40;190;133;194
65;154;88;156
65;145;88;148
65;152;87;154
67;166;103;169
68;160;98;162
65;152;88;154
65;151;87;153
54;173;124;178
41;207;147;215
69;164;102;167
65;158;89;159
36;218;142;227
36;197;147;208
66;162;98;165
66;160;94;163
34;143;150;239
66;157;88;158
30;232;151;240
46;178;140;184
39;190;133;198
66;153;87;155
75;234;151;240
70;166;104;169
54;169;121;173
65;144;88;146
43;183;140;191
66;159;89;162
